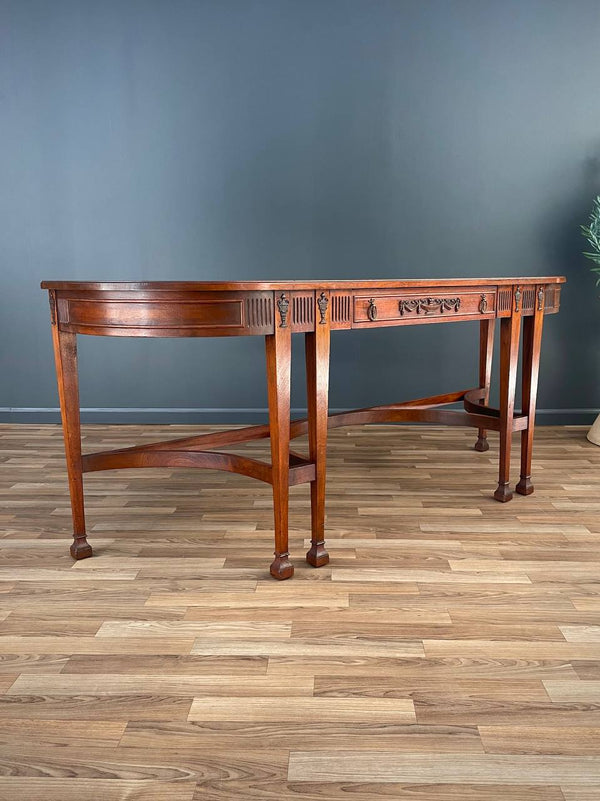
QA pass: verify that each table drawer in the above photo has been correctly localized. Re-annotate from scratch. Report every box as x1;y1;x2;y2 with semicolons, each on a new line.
67;298;244;328
353;287;496;325
55;291;276;336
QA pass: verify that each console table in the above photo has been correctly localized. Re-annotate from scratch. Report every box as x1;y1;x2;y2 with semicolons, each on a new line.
42;277;565;579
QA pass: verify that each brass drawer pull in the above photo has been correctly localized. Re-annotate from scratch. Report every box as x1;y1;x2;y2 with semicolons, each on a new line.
367;298;377;321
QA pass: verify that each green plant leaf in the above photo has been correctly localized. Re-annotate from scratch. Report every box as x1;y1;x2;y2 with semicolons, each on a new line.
581;196;600;286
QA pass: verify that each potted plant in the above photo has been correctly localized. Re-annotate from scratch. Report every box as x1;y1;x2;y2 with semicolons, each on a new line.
581;195;600;445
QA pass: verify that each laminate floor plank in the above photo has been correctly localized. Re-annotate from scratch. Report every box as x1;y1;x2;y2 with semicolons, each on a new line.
414;698;600;726
0;694;194;719
544;681;600;702
0;636;196;654
561;788;600;800
479;725;600;755
291;621;566;640
0;743;289;780
0;778;196;801
145;591;349;608
0;568;140;581
61;654;268;675
265;656;579;679
313;677;550;700
189;638;425;657
188;696;416;723
561;626;600;642
120;720;484;752
287;751;600;783
0;601;188;620
424;641;600;660
279;784;566;800
0;614;103;636
7;673;314;697
95;620;292;639
0;718;127;747
450;608;600;625
0;654;69;674
72;557;225;570
333;568;533;584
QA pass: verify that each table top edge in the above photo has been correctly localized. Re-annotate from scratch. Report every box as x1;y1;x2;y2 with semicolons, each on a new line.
41;277;567;291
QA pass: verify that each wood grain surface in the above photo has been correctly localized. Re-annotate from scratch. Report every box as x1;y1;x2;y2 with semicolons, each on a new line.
0;421;598;800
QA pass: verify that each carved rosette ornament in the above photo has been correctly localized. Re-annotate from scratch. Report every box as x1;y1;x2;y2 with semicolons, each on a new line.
478;293;488;314
537;286;544;311
399;296;461;316
277;293;289;328
514;285;522;312
317;292;329;325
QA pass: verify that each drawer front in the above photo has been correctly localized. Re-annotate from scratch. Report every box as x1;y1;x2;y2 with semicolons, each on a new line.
56;291;275;337
353;288;496;326
66;298;243;328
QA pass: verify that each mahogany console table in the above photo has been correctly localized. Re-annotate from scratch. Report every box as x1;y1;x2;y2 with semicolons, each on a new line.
42;277;565;580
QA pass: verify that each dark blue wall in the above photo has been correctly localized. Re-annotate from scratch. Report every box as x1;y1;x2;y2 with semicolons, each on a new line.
1;0;599;424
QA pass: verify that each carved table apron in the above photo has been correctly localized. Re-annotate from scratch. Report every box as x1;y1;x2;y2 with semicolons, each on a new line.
41;278;565;580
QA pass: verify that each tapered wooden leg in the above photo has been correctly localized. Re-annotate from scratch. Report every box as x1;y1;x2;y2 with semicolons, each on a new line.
266;320;293;580
474;318;495;452
49;300;92;559
516;294;544;496
305;296;331;568
494;300;521;503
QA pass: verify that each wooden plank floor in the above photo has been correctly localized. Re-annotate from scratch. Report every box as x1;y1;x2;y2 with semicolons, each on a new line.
0;422;599;800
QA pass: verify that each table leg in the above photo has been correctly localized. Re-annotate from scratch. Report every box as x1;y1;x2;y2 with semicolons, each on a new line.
474;318;495;452
266;321;293;580
494;304;521;502
305;298;330;568
50;316;92;559
516;298;544;496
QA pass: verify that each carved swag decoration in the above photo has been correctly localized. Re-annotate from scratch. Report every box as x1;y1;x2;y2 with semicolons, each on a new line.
399;296;461;316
